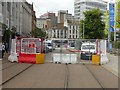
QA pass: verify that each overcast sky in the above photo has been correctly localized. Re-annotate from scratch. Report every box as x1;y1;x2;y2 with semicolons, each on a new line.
26;0;114;18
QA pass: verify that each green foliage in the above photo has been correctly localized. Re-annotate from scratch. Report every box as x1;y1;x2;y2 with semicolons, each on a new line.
31;28;46;38
80;20;84;38
105;10;109;39
112;41;120;49
80;8;105;39
105;29;108;38
2;28;12;43
110;32;114;41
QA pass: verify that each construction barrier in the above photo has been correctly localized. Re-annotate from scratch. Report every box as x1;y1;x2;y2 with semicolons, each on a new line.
92;55;100;65
9;37;45;64
36;54;45;64
53;54;77;64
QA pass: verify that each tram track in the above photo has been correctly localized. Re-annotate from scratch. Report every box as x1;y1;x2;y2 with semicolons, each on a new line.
66;63;115;89
64;64;69;90
1;62;118;88
83;63;105;89
1;64;33;86
1;63;17;71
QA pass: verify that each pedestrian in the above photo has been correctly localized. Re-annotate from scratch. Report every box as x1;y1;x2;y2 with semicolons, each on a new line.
109;43;112;53
2;43;5;59
64;44;68;48
0;42;2;60
5;43;8;53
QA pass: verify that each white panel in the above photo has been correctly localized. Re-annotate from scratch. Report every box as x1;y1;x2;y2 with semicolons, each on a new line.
53;54;77;64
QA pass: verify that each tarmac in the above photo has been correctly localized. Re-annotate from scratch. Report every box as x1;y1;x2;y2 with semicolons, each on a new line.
1;52;119;78
1;52;119;88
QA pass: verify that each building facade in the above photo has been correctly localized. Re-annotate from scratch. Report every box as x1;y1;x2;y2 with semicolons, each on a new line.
57;10;75;24
46;10;80;40
64;19;80;39
36;18;47;29
0;1;3;38
58;10;68;24
21;2;32;35
26;2;36;31
40;12;57;28
74;0;107;21
37;10;80;40
1;1;34;50
2;2;33;36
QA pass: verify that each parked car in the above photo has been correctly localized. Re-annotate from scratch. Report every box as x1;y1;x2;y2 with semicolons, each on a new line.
69;43;75;49
45;40;55;52
43;46;50;53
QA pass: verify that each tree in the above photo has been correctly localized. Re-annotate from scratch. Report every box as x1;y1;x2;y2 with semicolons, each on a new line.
31;28;47;38
80;9;105;39
80;20;84;38
105;10;109;38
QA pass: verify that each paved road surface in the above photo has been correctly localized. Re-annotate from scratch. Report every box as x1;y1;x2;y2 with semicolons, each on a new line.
2;63;118;88
3;63;66;88
1;49;119;89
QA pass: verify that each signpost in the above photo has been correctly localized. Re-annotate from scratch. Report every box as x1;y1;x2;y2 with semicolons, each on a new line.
108;3;115;51
109;3;115;32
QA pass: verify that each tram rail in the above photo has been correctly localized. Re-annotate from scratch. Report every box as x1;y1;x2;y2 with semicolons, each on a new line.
1;63;17;71
1;64;33;85
83;63;105;89
64;64;69;90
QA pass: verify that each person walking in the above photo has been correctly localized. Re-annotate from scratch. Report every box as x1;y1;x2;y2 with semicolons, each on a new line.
0;42;2;60
5;43;8;53
2;43;5;59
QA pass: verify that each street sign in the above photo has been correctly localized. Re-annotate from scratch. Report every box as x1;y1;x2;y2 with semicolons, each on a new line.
109;3;115;32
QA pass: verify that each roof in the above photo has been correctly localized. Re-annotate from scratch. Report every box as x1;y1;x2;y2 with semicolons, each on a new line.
82;42;96;45
25;2;32;10
36;18;47;20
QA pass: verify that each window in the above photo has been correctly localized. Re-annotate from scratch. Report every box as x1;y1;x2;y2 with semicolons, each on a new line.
82;45;95;49
70;25;71;29
73;26;75;29
2;2;4;6
73;29;75;34
70;30;71;34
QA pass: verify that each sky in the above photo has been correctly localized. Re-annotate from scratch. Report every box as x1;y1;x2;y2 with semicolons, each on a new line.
26;0;114;18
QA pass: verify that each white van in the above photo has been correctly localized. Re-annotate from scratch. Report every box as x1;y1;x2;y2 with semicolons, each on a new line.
81;42;96;53
81;42;96;60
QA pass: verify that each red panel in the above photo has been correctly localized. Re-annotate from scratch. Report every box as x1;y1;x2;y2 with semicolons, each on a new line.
18;53;36;64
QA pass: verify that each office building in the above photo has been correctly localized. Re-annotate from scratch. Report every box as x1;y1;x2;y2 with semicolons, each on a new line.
74;0;107;21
